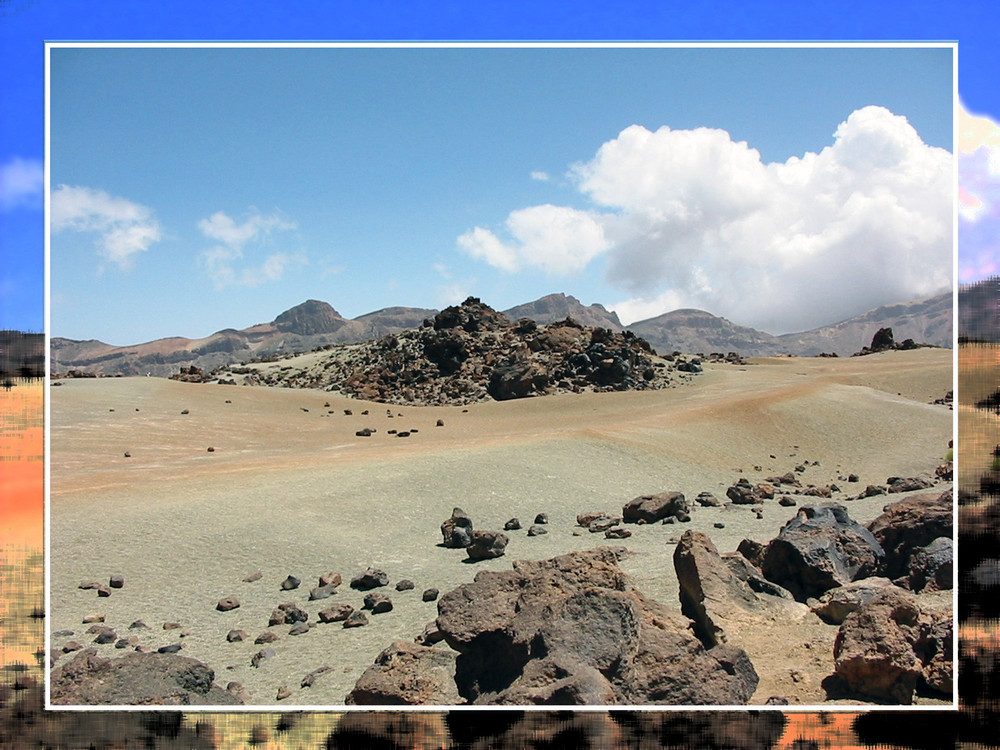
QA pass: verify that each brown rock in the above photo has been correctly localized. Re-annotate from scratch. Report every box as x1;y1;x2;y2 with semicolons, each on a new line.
347;641;461;705
833;588;923;703
49;649;242;705
466;529;509;560
867;490;953;580
432;548;757;704
622;491;690;523
673;531;763;647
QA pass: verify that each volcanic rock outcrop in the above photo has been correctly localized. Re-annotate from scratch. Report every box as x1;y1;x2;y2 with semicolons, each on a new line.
216;297;689;406
49;649;242;705
347;548;759;705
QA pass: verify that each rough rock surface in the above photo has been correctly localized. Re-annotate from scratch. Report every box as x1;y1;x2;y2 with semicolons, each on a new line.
832;587;952;703
440;507;474;549
466;530;509;560
673;531;763;648
761;503;884;601
866;490;953;581
906;537;954;593
50;649;242;705
355;548;759;705
345;641;461;705
810;577;898;625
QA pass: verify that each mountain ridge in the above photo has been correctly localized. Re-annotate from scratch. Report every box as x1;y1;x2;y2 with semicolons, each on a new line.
51;291;952;377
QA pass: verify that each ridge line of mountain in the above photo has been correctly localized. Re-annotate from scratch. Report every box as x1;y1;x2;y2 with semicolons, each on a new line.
51;290;953;377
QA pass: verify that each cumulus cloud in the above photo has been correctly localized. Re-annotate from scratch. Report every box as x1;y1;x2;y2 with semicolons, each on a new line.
51;184;162;270
197;210;303;289
458;204;610;276
0;157;43;210
530;171;550;181
459;106;953;333
957;103;1000;283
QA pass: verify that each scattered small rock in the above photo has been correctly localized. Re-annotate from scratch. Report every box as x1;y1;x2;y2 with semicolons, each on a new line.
351;567;389;590
343;610;369;628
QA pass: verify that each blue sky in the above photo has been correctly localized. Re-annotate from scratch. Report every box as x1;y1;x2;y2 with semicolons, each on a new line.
2;3;999;342
46;45;954;343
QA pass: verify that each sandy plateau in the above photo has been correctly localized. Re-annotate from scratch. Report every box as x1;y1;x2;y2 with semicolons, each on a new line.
48;348;954;707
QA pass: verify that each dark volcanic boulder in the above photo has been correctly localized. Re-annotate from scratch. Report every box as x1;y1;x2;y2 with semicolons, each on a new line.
428;547;758;705
869;327;895;352
466;530;509;560
622;491;689;524
866;491;953;581
50;649;242;705
906;537;953;593
441;507;474;548
761;503;884;601
351;568;390;590
488;360;550;401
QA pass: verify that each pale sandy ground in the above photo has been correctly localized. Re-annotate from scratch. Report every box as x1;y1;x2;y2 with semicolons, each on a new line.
47;349;954;707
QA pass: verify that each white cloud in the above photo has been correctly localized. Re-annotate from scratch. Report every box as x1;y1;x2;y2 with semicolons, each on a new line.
51;184;162;270
530;171;550;182
0;157;43;210
460;106;953;333
197;210;303;289
957;103;1000;283
458;204;609;276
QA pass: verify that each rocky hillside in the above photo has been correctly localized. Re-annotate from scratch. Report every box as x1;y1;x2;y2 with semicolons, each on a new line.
629;309;784;357
776;292;952;356
209;297;713;406
51;301;438;378
630;292;952;357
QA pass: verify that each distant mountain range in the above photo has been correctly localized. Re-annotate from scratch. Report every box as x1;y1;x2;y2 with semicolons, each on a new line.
51;291;953;377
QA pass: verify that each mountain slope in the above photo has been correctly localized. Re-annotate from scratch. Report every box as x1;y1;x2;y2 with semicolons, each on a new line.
625;292;952;357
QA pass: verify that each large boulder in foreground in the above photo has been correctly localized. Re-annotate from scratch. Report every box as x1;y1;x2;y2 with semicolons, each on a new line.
761;503;884;601
866;490;953;581
421;548;758;705
832;587;953;703
673;531;769;648
50;649;242;705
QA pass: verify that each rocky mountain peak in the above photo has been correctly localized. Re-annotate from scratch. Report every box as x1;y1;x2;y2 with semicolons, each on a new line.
502;293;623;330
273;299;347;335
